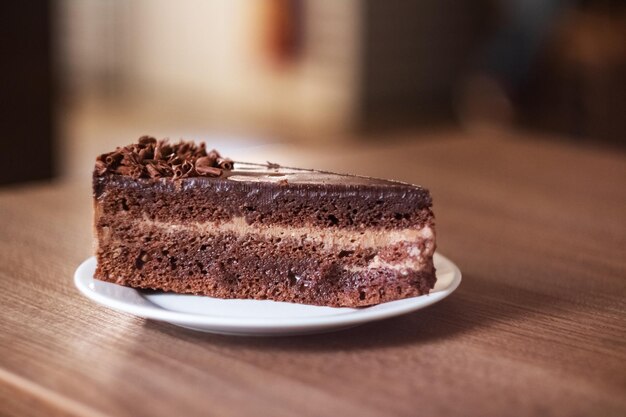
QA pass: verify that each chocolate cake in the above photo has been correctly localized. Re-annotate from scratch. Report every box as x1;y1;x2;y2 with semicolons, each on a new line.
93;137;436;307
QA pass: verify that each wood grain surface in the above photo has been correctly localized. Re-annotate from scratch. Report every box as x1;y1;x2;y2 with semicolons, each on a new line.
0;131;625;417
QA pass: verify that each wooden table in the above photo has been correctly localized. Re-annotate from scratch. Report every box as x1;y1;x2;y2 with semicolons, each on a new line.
1;131;625;417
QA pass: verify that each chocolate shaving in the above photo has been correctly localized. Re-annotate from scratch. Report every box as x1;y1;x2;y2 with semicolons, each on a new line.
94;137;234;180
195;156;222;177
207;149;219;160
196;165;222;177
195;156;214;168
105;151;123;167
145;163;161;179
267;161;280;169
179;160;194;178
168;155;182;166
154;142;172;160
121;152;140;166
95;160;108;175
115;166;134;176
155;160;173;176
137;147;153;162
171;164;183;179
138;136;157;146
130;166;144;179
217;157;233;170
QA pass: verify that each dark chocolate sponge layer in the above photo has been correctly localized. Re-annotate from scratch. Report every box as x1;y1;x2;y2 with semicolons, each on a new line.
94;217;436;307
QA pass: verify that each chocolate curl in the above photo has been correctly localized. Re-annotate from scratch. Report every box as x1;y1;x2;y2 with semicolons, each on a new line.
195;165;222;177
197;142;207;157
117;164;143;179
266;161;280;169
95;160;108;175
195;156;215;167
168;155;182;166
137;147;153;162
121;150;141;167
105;151;123;167
154;141;173;161
155;160;173;176
115;166;134;176
138;136;157;146
207;149;220;161
172;161;193;179
145;163;161;179
179;160;194;178
195;156;222;177
161;143;173;156
177;141;191;157
130;165;145;179
172;164;183;179
217;157;233;170
198;154;217;167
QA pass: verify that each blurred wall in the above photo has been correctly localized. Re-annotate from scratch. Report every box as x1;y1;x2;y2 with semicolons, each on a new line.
58;0;361;137
56;0;625;150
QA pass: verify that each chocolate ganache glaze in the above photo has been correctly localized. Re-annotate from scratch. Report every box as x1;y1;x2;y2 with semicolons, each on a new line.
93;137;432;213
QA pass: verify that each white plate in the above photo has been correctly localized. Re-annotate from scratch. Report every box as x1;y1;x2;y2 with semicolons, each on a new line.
74;253;461;336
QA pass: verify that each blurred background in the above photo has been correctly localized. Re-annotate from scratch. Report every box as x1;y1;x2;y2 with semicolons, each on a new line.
1;0;624;185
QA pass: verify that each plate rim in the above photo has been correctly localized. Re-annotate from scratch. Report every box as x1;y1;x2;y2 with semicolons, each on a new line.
74;253;461;330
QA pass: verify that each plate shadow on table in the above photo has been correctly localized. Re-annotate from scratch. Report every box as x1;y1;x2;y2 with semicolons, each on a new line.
140;274;566;352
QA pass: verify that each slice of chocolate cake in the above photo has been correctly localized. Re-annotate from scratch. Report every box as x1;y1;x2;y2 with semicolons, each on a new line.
93;137;436;307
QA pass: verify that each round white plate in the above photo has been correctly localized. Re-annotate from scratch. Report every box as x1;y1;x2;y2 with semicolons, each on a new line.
74;253;461;336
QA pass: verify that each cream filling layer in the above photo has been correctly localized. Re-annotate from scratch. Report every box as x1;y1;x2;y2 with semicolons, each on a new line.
132;215;434;272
